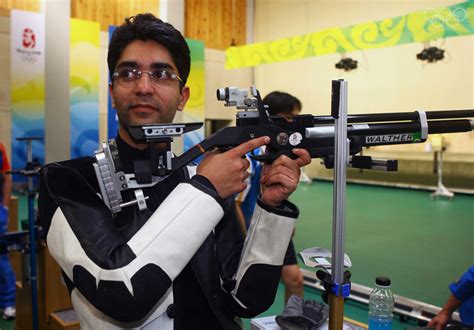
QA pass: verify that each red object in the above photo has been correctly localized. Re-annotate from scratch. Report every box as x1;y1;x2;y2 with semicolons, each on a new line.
22;28;36;49
0;143;10;173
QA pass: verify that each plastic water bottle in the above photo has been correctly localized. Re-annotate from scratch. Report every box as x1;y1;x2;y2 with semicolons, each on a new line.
368;276;394;329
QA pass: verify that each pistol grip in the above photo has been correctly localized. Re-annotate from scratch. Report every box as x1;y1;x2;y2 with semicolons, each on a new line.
252;150;296;163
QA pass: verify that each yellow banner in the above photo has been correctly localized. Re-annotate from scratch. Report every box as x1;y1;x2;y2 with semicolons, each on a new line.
226;1;474;69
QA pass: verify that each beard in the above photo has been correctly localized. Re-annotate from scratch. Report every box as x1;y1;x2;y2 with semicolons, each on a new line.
116;105;176;129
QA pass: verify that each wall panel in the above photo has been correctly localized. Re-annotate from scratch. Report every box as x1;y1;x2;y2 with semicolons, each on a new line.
0;0;159;28
71;0;160;30
185;0;246;50
204;49;252;120
0;0;40;16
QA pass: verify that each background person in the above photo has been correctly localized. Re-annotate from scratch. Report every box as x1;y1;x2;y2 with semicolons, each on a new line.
0;142;15;320
235;91;305;303
428;266;474;329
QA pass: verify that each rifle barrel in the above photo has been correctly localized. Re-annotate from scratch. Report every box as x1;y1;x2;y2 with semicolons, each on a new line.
306;119;473;139
312;110;474;125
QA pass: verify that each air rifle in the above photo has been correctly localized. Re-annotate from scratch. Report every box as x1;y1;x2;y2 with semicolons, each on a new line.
94;85;474;214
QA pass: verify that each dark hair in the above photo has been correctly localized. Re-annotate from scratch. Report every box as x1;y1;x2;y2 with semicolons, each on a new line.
108;13;191;85
262;91;302;116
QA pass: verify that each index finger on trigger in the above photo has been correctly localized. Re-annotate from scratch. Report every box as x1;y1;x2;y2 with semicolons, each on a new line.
228;136;270;157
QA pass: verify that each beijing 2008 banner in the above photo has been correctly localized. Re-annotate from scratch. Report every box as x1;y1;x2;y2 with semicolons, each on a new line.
70;19;100;158
183;39;205;153
10;10;45;174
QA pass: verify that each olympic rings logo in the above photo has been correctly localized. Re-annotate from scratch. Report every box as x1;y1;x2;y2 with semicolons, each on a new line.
15;48;41;63
424;7;467;29
20;53;39;63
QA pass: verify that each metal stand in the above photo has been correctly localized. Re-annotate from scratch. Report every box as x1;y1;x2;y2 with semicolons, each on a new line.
329;79;350;329
431;149;454;200
13;137;41;330
298;81;352;329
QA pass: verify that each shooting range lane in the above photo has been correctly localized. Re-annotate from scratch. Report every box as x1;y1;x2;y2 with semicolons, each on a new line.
291;181;473;307
241;180;472;329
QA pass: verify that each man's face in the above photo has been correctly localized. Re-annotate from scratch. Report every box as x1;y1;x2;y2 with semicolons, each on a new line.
280;106;301;122
110;40;190;131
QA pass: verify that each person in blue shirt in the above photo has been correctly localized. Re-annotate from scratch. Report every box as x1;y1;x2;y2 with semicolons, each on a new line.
428;266;474;329
235;91;305;303
0;142;15;320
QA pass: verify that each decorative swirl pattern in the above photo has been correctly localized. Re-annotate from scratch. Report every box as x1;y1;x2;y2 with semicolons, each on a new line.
226;1;473;69
268;35;311;62
69;19;100;158
249;43;275;66
351;17;406;49
311;28;356;56
183;40;205;152
185;63;205;108
407;12;443;42
351;22;381;49
467;6;474;27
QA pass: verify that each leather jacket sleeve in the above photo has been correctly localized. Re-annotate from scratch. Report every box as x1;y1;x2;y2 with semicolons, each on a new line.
216;195;299;318
39;161;224;323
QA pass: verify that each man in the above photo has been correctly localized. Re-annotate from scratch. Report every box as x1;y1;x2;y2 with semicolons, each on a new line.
39;14;310;329
428;266;474;329
235;91;305;304
0;142;15;320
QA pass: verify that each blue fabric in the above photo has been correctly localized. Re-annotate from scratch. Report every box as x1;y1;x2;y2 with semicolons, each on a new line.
0;207;6;228
240;150;263;228
0;206;15;308
0;145;14;307
0;149;4;202
449;266;474;326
